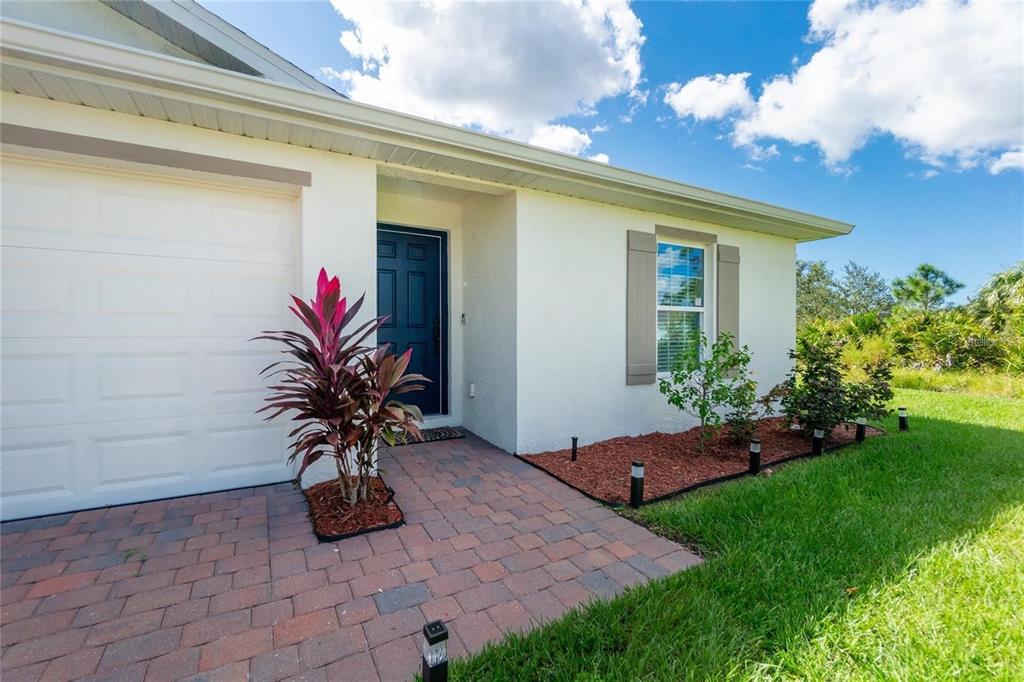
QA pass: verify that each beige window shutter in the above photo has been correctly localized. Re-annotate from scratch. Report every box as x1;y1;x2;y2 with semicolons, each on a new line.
717;245;741;344
626;230;657;384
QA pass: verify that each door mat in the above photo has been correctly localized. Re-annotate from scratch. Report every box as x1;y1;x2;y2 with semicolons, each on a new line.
395;426;465;446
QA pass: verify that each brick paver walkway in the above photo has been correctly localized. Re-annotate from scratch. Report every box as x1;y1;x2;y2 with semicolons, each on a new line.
0;432;700;681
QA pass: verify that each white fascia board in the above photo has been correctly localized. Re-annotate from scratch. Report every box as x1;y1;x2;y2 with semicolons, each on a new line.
0;19;853;240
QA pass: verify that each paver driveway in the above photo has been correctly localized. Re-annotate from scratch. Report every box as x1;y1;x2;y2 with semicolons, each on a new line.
0;432;701;681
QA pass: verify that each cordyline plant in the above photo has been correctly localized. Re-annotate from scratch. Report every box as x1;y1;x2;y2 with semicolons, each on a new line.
256;269;427;506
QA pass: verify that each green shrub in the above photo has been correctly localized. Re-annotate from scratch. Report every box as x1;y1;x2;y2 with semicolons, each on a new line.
848;355;895;422
780;334;893;438
842;335;894;379
658;332;754;453
888;310;1003;371
724;375;758;444
842;311;886;340
780;336;849;437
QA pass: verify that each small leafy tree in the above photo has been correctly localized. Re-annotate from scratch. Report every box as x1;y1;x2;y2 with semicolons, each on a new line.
893;263;964;311
257;269;427;505
658;332;754;453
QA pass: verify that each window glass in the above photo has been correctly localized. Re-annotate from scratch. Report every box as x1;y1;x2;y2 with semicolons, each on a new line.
656;242;705;372
657;243;704;307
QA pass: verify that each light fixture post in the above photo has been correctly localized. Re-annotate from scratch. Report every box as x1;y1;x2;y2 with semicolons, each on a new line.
571;436;578;462
422;620;448;682
812;429;824;457
630;461;644;509
749;439;761;474
855;417;866;443
898;407;909;432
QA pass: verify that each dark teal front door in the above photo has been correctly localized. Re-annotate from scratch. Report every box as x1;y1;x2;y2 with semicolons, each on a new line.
376;226;448;415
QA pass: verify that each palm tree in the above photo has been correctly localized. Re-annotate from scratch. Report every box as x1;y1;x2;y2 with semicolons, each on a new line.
970;261;1024;331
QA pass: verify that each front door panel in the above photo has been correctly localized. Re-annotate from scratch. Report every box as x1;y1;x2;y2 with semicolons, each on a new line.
376;227;446;415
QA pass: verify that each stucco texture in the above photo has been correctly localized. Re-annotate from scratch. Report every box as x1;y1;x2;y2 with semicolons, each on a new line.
514;189;796;454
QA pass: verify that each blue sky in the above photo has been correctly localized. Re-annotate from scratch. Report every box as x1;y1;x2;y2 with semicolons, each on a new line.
204;1;1023;302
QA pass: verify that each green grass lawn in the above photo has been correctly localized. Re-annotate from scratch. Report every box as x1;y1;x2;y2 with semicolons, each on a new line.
453;390;1024;680
892;367;1024;399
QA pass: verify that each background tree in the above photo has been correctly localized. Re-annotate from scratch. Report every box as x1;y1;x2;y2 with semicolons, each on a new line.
837;261;894;317
969;261;1024;331
892;263;964;311
797;260;841;326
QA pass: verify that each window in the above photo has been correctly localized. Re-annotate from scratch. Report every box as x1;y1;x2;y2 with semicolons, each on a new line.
656;241;705;372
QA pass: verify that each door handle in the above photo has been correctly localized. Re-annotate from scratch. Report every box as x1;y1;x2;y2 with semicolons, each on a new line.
433;317;440;355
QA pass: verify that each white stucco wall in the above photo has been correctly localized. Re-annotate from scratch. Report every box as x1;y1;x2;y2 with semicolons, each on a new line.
0;0;207;63
376;181;518;452
514;189;796;454
2;93;798;466
462;193;518;453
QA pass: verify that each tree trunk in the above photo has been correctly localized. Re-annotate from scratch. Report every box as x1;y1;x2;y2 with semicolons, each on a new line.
334;444;354;505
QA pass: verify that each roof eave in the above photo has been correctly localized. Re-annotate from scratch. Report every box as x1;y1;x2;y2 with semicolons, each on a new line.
0;20;853;241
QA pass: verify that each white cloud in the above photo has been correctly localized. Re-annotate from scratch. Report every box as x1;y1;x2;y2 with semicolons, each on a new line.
664;73;754;121
747;144;780;162
665;1;1024;172
589;153;611;164
326;0;645;156
529;125;593;155
591;123;611;134
989;149;1024;174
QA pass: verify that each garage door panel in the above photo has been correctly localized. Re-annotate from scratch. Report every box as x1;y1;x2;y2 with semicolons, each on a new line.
94;429;193;488
0;176;73;238
1;352;74;409
1;160;297;265
2;158;298;519
0;440;77;501
2;248;296;338
205;422;287;478
1;413;292;518
2;338;281;429
1;264;74;318
96;188;189;244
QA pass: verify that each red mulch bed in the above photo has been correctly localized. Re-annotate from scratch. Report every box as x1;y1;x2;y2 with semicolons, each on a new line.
524;417;883;504
303;476;403;540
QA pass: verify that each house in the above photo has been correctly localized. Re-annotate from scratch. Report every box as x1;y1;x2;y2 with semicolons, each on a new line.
0;1;852;521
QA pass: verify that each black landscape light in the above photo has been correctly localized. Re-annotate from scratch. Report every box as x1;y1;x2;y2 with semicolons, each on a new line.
571;436;578;462
630;461;645;509
898;407;909;432
749;439;761;474
812;429;824;457
855;417;866;443
422;620;448;682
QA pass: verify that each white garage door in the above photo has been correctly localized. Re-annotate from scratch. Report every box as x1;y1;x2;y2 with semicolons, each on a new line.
1;156;299;520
